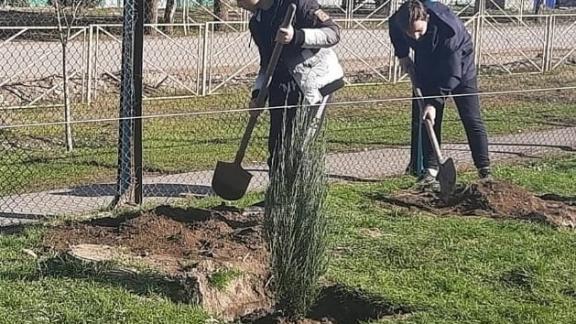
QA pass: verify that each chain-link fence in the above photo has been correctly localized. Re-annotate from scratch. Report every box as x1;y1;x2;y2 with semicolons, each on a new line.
1;1;576;225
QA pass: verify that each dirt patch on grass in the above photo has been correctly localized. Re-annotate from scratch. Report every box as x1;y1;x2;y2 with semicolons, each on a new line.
378;180;576;228
42;204;271;321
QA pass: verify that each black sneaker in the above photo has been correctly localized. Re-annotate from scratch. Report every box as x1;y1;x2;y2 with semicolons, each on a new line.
478;167;492;180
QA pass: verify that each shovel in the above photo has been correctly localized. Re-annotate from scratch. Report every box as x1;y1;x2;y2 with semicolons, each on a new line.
413;88;457;200
211;4;297;201
423;118;457;201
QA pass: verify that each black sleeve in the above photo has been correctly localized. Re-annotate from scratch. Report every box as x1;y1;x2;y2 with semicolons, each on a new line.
423;27;464;106
437;36;463;91
421;85;446;109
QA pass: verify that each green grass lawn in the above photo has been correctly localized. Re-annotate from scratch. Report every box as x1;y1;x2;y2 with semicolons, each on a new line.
326;156;576;323
1;155;575;323
0;229;209;323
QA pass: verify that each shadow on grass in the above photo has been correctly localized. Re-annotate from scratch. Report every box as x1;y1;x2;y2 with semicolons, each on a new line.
0;215;45;235
241;284;415;323
0;254;197;304
538;193;576;206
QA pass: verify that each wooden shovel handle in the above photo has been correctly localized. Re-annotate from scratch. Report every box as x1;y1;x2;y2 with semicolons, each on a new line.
423;118;444;162
234;115;259;165
254;3;297;108
234;3;297;165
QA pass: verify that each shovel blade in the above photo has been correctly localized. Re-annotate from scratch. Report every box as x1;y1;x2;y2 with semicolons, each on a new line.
211;160;253;200
438;158;457;201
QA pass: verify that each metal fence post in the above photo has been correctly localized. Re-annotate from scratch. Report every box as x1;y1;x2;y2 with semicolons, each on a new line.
388;0;396;83
86;25;94;105
201;22;209;96
346;0;353;27
133;0;145;205
81;27;87;104
183;0;188;36
196;24;202;96
519;0;524;24
474;15;483;72
473;0;486;74
475;0;485;15
93;26;100;100
543;14;555;73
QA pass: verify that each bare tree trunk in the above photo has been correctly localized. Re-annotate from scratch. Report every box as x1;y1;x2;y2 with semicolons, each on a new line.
213;0;229;31
54;0;77;152
62;42;74;152
145;0;159;34
163;0;177;34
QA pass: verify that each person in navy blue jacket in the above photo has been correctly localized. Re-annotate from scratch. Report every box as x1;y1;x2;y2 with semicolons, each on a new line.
236;0;345;172
389;0;492;186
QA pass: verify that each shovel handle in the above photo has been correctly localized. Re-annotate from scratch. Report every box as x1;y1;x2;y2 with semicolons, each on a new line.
423;118;444;162
234;115;259;164
412;87;425;176
413;87;424;100
234;4;297;165
253;3;297;108
413;87;426;125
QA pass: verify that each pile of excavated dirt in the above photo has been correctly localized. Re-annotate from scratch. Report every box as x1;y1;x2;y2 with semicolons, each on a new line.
43;205;271;321
379;180;576;228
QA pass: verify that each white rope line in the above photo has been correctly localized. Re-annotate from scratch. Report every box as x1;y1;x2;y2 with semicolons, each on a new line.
1;85;575;130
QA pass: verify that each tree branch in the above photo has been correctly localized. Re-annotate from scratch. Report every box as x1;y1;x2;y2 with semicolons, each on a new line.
53;0;68;45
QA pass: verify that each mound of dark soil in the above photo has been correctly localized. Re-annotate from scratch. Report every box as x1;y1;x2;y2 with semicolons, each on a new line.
380;180;576;228
43;205;270;321
44;205;265;263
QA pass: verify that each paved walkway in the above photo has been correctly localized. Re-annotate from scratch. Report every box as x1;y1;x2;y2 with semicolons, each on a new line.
3;25;571;80
1;126;575;226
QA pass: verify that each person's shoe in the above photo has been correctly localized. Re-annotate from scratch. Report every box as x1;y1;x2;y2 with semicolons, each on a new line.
415;169;440;192
478;167;492;181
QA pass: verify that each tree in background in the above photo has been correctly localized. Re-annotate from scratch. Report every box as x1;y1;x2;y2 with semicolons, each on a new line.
213;0;229;30
52;0;85;152
145;0;159;34
163;0;177;34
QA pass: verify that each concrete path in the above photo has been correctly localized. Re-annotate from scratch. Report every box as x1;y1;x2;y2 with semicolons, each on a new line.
1;126;575;226
1;24;573;81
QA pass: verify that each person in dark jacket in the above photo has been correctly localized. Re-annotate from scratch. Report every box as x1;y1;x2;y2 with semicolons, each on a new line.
236;0;345;172
389;0;492;186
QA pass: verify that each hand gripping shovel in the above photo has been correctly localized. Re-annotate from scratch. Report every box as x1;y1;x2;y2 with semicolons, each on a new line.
413;88;457;200
423;118;457;201
211;4;297;200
